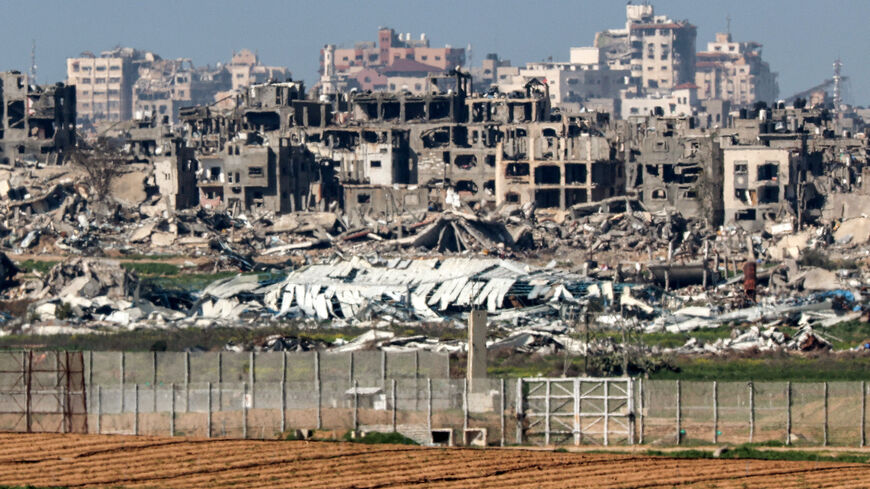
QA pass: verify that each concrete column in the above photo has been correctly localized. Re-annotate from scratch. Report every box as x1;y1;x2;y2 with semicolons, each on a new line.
467;310;487;393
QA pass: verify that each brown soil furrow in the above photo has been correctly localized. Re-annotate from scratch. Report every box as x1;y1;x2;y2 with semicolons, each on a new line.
0;434;865;489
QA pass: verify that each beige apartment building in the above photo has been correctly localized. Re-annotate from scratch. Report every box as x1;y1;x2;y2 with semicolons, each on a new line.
723;146;800;230
595;4;696;94
228;49;290;92
695;33;778;106
66;48;150;124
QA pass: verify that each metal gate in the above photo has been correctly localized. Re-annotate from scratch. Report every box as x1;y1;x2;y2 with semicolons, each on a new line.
517;377;635;446
0;351;88;433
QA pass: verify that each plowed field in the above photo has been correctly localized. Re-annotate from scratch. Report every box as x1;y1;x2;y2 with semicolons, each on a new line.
0;434;868;488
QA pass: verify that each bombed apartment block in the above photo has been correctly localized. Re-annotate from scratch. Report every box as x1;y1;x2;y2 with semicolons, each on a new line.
0;72;76;166
625;115;723;223
495;121;625;212
197;138;322;214
343;184;428;226
723;146;803;231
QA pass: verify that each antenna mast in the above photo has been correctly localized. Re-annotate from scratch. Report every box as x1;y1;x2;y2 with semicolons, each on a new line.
30;39;37;83
832;58;842;124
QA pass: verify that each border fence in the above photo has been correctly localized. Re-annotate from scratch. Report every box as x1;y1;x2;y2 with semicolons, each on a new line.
2;351;869;447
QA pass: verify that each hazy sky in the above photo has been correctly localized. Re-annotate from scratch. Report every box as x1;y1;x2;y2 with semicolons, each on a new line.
2;0;867;105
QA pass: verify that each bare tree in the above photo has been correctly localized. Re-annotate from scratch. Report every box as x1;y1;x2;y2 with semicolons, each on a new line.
68;140;128;202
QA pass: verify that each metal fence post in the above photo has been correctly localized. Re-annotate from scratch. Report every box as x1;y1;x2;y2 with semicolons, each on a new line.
676;380;681;445
381;351;387;385
573;378;581;446
544;379;551;446
352;379;359;432
786;381;792;446
628;378;635;446
217;352;223;411
349;352;355;384
462;378;469;436
170;383;175;437
603;379;609;447
184;351;190;413
862;381;866;448
134;383;139;436
242;382;248;439
639;378;644;445
713;380;718;444
823;381;829;446
96;385;102;435
315;351;322;430
749;381;755;444
427;378;432;443
516;378;523;445
87;351;93;413
152;351;158;412
207;381;212;439
500;378;506;447
120;352;126;413
391;378;397;433
280;352;287;434
250;352;256;410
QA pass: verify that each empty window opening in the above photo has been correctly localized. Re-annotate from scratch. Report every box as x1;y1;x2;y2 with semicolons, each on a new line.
651;188;667;200
758;186;779;203
534;166;561;185
757;162;779;181
506;163;529;177
565;188;587;206
370;160;382;168
565;164;587;184
357;193;371;204
504;192;520;203
736;209;757;221
248;167;264;177
485;155;495;167
454;154;477;169
421;127;450;148
534;189;560;208
455;180;478;194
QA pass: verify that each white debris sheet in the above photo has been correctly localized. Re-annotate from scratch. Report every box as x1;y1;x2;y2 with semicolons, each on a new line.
268;256;596;321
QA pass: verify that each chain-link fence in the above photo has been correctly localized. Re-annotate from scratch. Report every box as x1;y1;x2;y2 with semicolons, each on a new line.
81;350;450;388
640;380;869;447
84;377;516;447
4;353;869;448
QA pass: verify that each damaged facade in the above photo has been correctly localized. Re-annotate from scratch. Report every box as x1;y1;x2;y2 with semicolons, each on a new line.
0;72;76;167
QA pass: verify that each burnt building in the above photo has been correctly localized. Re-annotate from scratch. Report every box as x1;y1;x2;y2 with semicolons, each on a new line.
0;72;76;166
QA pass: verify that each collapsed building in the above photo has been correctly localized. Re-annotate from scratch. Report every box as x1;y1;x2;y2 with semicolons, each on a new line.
0;72;76;167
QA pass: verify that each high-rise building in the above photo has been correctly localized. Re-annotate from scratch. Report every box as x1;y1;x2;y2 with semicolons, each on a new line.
595;3;696;93
66;47;153;125
695;33;778;106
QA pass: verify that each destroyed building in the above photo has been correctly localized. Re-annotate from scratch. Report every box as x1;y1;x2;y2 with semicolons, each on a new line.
179;80;331;214
624;114;723;223
0;72;77;167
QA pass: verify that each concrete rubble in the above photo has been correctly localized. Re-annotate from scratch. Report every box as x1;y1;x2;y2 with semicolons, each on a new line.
0;70;868;359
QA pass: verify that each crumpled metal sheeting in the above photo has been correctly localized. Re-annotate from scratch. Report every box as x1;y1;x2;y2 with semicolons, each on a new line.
270;257;597;321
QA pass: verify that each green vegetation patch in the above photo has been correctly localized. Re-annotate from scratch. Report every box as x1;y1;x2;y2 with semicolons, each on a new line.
647;443;870;464
343;431;418;445
15;260;59;275
121;262;180;276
